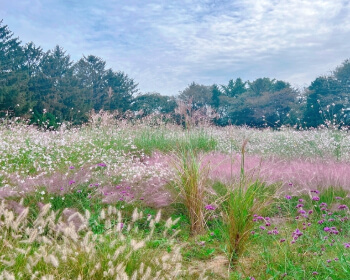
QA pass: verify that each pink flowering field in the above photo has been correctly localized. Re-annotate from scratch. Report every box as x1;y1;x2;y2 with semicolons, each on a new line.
1;119;350;279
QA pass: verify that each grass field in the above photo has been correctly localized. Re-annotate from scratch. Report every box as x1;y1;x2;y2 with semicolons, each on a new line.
1;119;350;279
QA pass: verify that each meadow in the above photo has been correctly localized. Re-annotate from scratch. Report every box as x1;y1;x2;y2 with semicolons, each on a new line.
1;114;350;279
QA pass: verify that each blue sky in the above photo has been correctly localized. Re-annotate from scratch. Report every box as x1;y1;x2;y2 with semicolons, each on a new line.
1;0;350;95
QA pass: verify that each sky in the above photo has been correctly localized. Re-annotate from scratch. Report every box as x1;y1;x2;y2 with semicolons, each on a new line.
1;0;350;95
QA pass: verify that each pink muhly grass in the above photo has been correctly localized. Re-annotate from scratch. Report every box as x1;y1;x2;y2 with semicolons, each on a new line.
201;152;350;193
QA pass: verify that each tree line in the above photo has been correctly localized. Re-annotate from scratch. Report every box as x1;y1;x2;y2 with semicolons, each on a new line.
1;20;350;128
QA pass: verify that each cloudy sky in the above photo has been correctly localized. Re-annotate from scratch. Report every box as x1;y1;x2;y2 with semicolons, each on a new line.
1;0;350;95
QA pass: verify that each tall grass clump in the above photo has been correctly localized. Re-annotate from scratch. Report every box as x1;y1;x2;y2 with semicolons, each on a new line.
223;141;278;267
172;146;210;235
0;200;206;279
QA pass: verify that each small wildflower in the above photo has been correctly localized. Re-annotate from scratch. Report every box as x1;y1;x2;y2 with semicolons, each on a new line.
205;204;216;210
69;180;75;185
285;195;292;200
69;166;75;169
335;197;343;200
338;205;348;210
312;196;320;201
312;271;318;275
324;227;330;232
280;239;286;243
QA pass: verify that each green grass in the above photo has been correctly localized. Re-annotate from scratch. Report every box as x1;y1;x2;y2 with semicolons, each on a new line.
133;127;217;155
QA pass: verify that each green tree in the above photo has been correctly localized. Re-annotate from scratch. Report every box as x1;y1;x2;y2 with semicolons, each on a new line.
0;20;28;117
211;84;221;109
105;69;138;112
73;55;107;111
178;82;213;110
132;92;176;116
221;78;246;97
31;45;74;124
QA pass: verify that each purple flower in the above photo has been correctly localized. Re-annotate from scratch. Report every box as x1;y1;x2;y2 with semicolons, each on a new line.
69;166;75;169
296;204;304;208
312;271;318;275
285;195;292;200
324;227;330;232
60;187;64;191
298;198;304;202
318;219;324;224
280;239;286;243
312;196;320;201
97;163;107;167
205;204;216;210
260;226;266;230
311;190;320;194
338;204;348;210
140;197;144;200
69;180;75;185
344;243;350;248
320;202;328;207
77;190;81;193
335;196;343;200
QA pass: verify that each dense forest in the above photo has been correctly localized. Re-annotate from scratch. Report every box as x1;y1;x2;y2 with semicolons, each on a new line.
1;20;350;129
